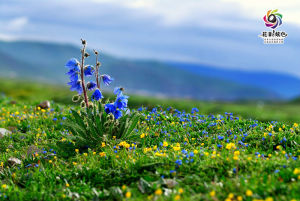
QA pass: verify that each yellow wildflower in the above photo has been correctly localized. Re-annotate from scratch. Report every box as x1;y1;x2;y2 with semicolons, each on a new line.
125;191;131;198
155;188;163;195
209;190;216;197
245;190;253;196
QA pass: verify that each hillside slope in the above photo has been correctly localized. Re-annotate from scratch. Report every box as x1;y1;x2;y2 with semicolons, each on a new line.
0;40;279;100
168;62;300;99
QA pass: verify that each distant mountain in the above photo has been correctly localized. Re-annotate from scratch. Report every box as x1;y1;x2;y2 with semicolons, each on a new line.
168;62;300;99
0;40;280;100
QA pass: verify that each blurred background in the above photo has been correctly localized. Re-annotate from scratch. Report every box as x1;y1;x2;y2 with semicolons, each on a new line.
0;0;300;122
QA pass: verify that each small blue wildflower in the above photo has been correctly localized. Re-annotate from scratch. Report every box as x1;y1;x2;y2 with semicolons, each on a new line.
102;74;114;86
218;135;224;140
53;118;57;121
191;107;199;113
84;65;94;77
233;168;236;173
65;58;79;70
87;81;97;91
114;94;129;110
175;159;182;166
182;150;188;155
113;110;122;119
68;80;82;94
25;164;32;168
274;169;280;173
114;87;123;96
105;103;116;114
189;152;194;157
91;88;103;101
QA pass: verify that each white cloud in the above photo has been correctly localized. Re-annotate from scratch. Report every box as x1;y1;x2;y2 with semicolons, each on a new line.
0;33;17;41
6;16;29;31
89;0;300;29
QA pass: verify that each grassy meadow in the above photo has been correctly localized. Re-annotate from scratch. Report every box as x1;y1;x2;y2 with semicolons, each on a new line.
1;78;300;123
0;78;300;200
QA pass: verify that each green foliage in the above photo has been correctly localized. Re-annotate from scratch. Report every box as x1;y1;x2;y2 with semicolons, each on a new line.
63;102;140;148
1;78;300;123
0;100;299;200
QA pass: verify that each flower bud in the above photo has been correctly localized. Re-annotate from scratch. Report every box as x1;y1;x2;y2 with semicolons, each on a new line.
94;50;98;55
84;52;90;58
80;101;86;108
88;102;94;109
108;113;115;121
97;62;101;67
72;95;81;102
81;39;86;45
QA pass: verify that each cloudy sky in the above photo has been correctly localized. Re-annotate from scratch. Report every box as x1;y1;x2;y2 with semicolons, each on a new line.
0;0;300;77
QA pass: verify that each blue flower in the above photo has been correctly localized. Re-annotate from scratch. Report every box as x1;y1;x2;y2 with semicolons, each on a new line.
114;94;129;110
113;110;122;119
218;135;224;140
65;58;79;70
105;103;116;114
102;74;114;86
91;88;103;101
114;87;123;96
191;107;199;113
68;72;79;83
68;80;83;94
66;68;80;78
84;65;94;77
87;81;97;91
175;159;182;166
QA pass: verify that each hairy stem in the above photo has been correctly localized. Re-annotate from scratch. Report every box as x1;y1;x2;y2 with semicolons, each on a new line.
80;43;89;108
95;53;100;89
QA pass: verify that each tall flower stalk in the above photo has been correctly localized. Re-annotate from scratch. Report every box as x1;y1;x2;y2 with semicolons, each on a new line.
80;39;89;108
94;50;101;89
65;39;128;119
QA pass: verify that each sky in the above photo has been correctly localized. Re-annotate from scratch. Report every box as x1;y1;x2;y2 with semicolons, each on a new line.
0;0;300;77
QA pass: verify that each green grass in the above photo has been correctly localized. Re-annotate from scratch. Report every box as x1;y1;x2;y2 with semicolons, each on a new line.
0;95;300;200
1;78;300;123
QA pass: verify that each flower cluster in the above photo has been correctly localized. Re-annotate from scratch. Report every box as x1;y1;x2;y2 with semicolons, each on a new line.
65;39;130;121
65;39;114;107
104;87;129;119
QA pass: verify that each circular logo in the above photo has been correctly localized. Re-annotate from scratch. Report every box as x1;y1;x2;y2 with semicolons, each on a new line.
263;9;282;29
